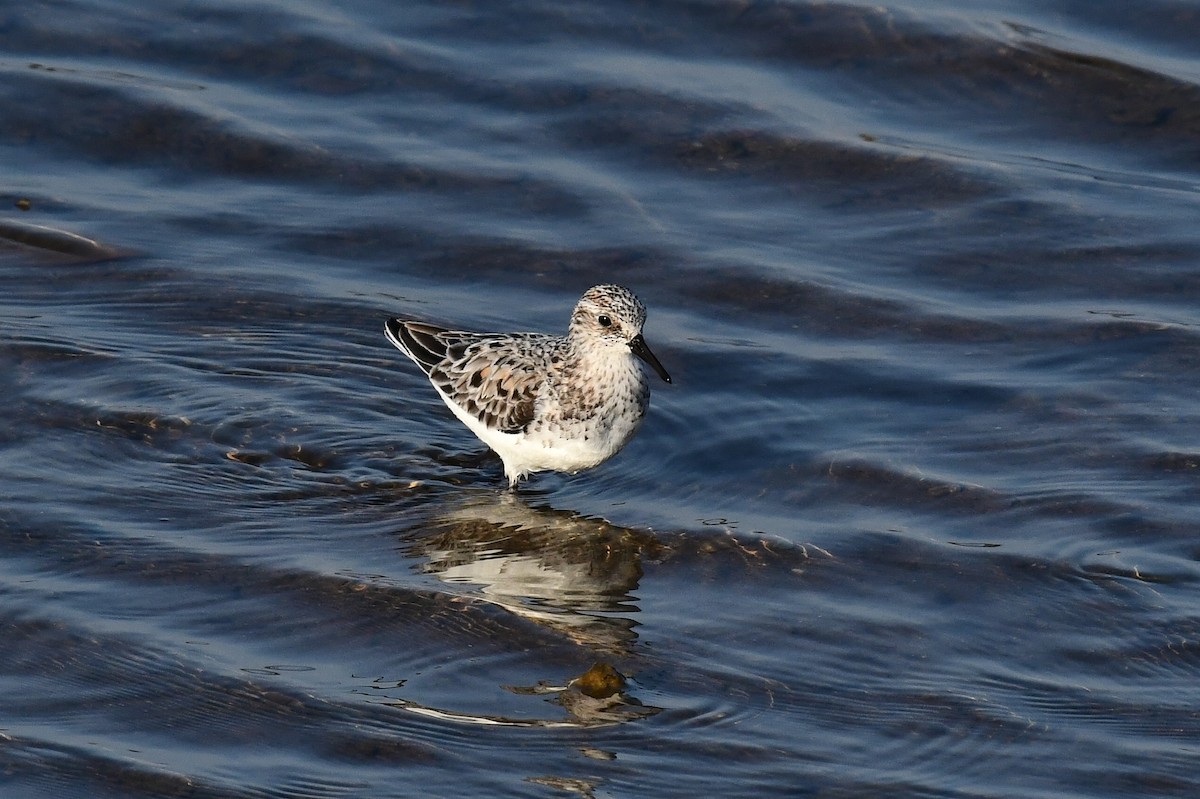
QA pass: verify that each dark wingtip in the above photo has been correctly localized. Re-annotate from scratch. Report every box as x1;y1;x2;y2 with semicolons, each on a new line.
383;319;410;354
384;319;453;373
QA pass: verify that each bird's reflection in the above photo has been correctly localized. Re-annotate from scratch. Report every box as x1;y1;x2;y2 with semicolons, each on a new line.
401;491;666;655
390;490;822;729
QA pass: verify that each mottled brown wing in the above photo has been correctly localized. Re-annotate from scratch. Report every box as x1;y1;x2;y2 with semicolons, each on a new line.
385;319;546;434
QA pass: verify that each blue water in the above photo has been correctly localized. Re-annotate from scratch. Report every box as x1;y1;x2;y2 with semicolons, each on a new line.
2;1;1200;797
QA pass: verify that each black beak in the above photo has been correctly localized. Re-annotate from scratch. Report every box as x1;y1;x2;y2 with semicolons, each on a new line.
629;334;672;384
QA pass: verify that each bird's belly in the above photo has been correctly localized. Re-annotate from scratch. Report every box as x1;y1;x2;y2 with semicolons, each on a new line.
435;379;648;478
495;410;644;473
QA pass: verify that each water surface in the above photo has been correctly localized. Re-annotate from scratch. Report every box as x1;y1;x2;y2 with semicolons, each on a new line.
2;1;1200;797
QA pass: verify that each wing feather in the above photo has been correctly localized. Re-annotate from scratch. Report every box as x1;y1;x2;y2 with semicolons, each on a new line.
385;319;549;434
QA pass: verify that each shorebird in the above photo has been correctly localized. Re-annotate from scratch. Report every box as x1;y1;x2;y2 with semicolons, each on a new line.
384;284;670;486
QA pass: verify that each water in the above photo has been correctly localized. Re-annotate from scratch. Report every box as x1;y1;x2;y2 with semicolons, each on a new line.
2;1;1200;796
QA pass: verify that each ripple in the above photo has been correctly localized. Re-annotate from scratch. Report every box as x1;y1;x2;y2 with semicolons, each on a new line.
0;218;126;260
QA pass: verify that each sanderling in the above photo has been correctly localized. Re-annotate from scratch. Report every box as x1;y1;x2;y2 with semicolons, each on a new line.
384;284;671;486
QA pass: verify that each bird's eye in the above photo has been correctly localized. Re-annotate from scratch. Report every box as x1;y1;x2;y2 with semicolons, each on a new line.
598;314;612;328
